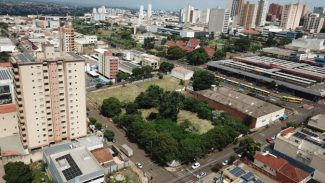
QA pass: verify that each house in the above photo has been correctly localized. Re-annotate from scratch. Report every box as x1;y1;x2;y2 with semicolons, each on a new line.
254;152;312;183
165;38;215;57
171;67;194;80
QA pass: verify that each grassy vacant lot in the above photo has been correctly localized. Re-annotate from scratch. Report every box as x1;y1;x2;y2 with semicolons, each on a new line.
88;76;185;105
177;110;214;134
140;108;214;134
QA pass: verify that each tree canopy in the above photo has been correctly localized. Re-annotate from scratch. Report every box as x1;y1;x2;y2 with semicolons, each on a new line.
167;46;185;60
109;85;249;164
159;62;175;73
213;49;226;61
192;70;216;91
104;129;115;141
143;37;155;49
101;97;122;117
186;48;210;65
3;162;33;183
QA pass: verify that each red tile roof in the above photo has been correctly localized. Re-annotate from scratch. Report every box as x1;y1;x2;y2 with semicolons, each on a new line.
0;104;17;114
204;47;215;58
165;41;176;47
165;39;201;52
255;152;288;170
280;127;295;136
0;63;11;67
187;38;200;49
278;163;310;182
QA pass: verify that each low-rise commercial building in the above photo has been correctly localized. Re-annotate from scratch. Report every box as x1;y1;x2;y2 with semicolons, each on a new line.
307;114;325;132
43;143;105;183
207;56;325;100
118;61;141;75
188;86;285;129
0;104;18;138
274;127;325;182
0;37;16;53
290;37;325;51
171;67;194;80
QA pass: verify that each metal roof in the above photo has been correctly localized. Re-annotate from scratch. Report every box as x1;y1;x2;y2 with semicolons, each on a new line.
0;68;12;80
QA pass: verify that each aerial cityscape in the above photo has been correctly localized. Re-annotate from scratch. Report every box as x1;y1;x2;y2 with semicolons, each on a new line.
0;0;325;183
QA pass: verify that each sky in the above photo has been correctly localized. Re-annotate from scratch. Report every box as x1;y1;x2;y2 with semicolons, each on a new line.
43;0;325;10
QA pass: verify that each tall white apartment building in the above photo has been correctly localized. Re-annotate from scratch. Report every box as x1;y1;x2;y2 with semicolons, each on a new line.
199;8;210;24
256;0;268;26
59;22;76;52
208;8;230;34
139;5;144;24
147;4;152;19
303;13;325;33
281;3;304;30
180;4;194;23
11;45;87;150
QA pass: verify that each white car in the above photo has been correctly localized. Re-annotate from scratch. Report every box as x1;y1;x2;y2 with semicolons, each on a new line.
136;162;143;169
191;162;200;169
196;171;207;179
222;160;228;166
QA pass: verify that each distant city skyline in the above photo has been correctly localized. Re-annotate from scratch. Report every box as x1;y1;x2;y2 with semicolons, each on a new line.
41;0;325;10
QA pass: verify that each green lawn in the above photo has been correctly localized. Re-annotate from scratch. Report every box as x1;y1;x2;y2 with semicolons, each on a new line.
177;110;214;134
88;76;185;105
30;161;54;183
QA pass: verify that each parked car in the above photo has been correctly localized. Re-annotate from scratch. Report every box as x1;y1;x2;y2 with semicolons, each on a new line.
196;171;207;179
222;160;228;166
136;162;143;169
191;162;200;169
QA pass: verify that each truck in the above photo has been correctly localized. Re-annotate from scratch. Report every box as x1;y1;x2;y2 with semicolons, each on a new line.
120;144;133;157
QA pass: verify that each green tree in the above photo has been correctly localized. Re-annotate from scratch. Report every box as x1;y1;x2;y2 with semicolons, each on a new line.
101;97;122;117
161;38;167;45
213;49;226;61
158;91;185;120
142;65;153;77
186;48;210;65
278;38;292;46
135;85;164;109
192;70;216;91
151;133;179;164
238;137;261;161
95;122;103;130
3;162;33;183
124;103;138;115
167;46;185;60
89;116;97;125
265;37;278;47
116;71;129;82
104;130;115;141
234;36;251;52
179;136;203;162
159;62;175;73
143;37;155;49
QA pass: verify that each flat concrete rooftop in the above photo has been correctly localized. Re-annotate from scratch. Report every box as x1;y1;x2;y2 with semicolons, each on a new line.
197;87;284;118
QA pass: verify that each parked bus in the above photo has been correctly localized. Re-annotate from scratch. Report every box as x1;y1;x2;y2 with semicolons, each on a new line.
281;96;303;103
